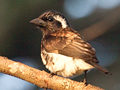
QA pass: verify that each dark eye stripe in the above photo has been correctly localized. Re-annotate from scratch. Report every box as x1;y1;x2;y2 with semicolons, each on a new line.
42;16;54;22
42;17;48;21
56;21;62;28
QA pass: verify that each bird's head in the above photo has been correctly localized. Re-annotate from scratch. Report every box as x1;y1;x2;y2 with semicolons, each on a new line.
30;10;70;35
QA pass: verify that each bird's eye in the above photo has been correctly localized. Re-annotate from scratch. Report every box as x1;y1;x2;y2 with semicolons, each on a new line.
48;16;54;22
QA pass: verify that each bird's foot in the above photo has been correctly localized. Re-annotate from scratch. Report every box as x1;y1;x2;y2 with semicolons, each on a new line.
49;73;56;78
82;78;88;85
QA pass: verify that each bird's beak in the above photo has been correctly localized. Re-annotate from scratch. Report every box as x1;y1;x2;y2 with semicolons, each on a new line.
30;18;46;27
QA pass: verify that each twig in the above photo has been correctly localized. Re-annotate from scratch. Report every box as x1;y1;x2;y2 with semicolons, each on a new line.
0;56;104;90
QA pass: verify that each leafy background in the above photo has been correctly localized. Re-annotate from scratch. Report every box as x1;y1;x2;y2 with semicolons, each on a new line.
0;0;120;90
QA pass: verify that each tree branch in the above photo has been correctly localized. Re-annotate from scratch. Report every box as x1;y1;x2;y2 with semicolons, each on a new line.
0;56;104;90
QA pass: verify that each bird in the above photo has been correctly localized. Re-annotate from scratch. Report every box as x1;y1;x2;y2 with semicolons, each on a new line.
30;10;111;83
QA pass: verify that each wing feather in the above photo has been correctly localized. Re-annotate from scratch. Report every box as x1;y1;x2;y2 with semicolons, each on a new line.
41;27;111;74
42;29;98;63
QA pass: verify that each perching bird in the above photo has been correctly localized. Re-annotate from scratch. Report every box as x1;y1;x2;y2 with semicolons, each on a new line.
30;10;111;83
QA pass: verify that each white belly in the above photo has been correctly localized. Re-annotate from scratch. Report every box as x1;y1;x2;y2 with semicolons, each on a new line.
41;50;94;77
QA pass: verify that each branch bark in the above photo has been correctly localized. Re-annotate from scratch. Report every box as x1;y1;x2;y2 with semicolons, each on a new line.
0;56;104;90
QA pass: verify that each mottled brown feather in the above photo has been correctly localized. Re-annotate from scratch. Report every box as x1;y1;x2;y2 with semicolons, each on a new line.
31;10;111;75
42;27;99;63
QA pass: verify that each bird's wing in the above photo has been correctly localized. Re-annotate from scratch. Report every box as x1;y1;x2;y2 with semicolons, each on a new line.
42;29;111;74
42;29;99;63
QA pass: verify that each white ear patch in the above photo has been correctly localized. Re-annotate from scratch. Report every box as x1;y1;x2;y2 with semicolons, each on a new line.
54;15;68;28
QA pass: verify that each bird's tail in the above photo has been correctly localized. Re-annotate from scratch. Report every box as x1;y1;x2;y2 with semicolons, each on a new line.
88;61;112;75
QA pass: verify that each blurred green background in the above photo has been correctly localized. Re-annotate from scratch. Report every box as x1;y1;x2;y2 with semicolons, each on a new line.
0;0;120;90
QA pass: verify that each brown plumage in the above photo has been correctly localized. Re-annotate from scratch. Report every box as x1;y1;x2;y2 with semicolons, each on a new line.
30;10;111;83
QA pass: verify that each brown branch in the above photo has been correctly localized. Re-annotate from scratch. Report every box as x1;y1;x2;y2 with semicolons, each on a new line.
0;56;104;90
80;6;120;41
